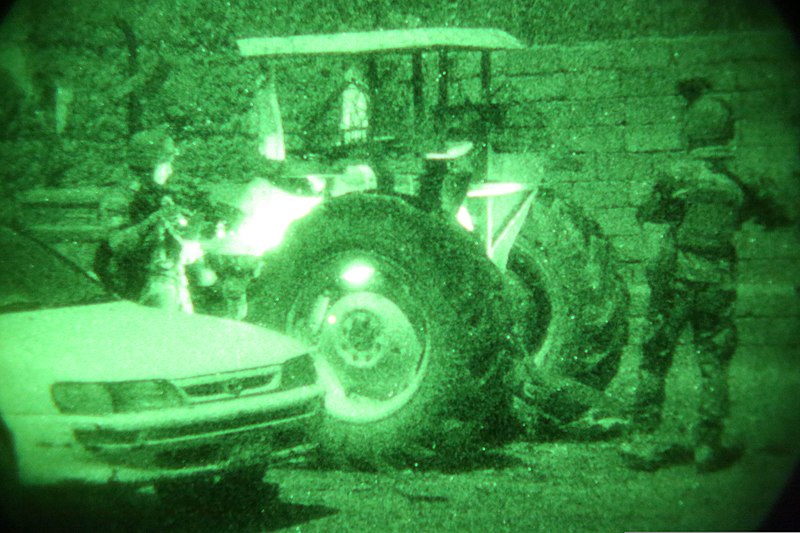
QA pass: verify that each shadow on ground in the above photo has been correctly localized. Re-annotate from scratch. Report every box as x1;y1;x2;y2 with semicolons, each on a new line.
2;476;338;532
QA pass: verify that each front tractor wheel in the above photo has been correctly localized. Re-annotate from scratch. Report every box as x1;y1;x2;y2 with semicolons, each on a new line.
287;255;429;425
247;194;517;470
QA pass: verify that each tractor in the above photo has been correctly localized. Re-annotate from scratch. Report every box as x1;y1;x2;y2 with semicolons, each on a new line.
206;28;629;469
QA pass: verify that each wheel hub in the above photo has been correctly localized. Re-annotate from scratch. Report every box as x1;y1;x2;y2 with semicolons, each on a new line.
304;290;426;422
335;309;387;368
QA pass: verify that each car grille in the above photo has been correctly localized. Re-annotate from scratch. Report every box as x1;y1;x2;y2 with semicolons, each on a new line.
176;367;281;403
70;353;321;470
173;353;316;404
74;398;321;449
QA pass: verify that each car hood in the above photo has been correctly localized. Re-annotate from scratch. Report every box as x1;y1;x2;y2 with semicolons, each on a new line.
0;300;307;390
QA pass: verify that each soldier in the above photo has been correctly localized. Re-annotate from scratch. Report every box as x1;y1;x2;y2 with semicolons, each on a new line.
95;128;196;311
620;78;748;473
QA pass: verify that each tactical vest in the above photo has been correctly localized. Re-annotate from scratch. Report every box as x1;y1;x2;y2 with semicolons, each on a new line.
668;167;742;282
674;175;742;254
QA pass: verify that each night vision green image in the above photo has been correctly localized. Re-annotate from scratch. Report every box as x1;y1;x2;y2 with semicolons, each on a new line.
1;0;799;531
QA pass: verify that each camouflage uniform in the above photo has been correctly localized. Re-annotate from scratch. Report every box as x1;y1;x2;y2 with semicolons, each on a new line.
633;159;744;448
95;130;187;308
623;86;746;471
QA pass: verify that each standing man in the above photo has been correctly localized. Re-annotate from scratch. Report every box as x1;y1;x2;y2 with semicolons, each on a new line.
621;78;748;473
340;65;369;146
96;128;197;312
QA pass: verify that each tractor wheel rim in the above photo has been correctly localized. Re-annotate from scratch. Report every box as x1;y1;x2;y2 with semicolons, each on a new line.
332;306;391;369
287;254;428;423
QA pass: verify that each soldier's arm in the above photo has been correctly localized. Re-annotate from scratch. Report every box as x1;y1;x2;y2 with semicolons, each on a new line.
724;170;793;229
108;210;162;255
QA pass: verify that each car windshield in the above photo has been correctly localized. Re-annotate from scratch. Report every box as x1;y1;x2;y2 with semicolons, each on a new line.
0;226;115;313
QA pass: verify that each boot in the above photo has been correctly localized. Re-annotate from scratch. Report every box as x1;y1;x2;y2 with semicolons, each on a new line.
694;442;743;473
693;418;743;473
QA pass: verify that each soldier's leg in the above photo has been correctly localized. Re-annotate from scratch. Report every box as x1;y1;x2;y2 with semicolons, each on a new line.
691;284;737;449
631;282;692;431
618;281;698;471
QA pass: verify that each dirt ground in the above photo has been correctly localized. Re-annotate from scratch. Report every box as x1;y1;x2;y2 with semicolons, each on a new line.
6;441;797;532
257;347;800;532
264;444;798;532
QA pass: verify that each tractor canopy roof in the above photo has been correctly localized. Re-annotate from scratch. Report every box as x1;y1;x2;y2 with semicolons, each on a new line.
237;27;525;57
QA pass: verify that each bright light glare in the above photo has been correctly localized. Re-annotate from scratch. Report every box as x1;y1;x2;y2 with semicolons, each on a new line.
456;205;475;231
260;133;285;161
340;262;375;288
153;161;173;185
228;179;322;256
307;175;326;193
215;222;226;239
181;240;204;264
327;314;337;325
467;182;524;198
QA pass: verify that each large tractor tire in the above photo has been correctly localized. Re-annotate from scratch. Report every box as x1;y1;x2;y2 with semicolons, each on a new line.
247;194;518;470
507;192;629;428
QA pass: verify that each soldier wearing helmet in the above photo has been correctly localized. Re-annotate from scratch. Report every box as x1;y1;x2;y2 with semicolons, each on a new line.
620;78;750;473
95;128;187;306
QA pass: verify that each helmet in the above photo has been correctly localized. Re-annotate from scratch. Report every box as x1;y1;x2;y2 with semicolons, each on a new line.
127;129;177;171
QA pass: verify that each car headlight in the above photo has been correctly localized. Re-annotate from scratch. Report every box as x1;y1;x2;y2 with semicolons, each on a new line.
52;380;185;415
51;383;114;415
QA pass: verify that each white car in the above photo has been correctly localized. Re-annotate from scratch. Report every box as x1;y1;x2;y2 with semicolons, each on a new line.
0;226;323;493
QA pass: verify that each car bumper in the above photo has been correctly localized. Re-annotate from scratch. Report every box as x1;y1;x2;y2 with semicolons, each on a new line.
6;384;323;486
